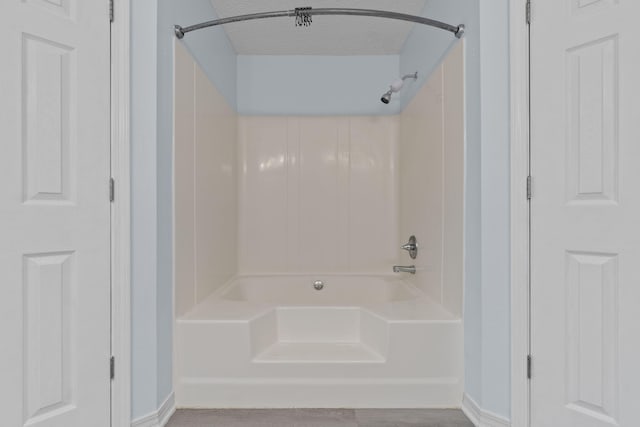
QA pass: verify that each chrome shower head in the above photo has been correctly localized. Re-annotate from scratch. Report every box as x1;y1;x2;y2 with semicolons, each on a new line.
381;90;393;104
380;72;418;105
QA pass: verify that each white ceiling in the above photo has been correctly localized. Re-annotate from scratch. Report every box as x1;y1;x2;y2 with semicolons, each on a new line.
208;0;428;55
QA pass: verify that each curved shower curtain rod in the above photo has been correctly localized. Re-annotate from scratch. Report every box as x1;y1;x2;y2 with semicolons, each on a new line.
174;7;465;40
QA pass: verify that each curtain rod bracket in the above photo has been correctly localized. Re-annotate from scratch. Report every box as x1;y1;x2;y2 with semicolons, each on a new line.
175;25;185;39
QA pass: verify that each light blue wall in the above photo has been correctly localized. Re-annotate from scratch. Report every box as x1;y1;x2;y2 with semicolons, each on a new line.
237;55;400;116
131;0;158;417
479;0;511;416
131;0;237;420
401;0;511;419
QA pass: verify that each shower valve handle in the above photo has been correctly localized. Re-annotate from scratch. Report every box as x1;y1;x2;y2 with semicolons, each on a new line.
401;243;416;251
401;235;418;259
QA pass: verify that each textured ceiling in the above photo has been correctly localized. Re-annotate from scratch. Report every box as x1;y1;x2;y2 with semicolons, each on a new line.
208;0;428;55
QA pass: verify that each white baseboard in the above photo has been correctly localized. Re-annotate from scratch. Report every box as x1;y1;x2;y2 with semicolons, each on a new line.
131;392;175;427
462;394;510;427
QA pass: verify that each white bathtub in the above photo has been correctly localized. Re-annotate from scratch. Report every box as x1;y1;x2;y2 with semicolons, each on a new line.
176;274;463;408
219;275;419;305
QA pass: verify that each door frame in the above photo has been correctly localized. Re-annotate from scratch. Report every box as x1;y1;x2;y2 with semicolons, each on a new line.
110;0;132;426
106;1;532;426
510;0;531;426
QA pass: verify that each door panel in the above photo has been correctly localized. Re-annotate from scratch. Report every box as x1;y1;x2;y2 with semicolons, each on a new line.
0;1;111;426
530;1;640;426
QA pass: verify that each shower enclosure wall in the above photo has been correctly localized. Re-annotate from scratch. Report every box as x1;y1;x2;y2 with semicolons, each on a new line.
173;41;465;408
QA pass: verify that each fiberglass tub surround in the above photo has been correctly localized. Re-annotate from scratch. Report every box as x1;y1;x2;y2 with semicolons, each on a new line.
219;275;417;305
173;27;465;407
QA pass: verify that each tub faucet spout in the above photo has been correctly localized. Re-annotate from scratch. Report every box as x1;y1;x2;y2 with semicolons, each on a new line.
393;265;416;274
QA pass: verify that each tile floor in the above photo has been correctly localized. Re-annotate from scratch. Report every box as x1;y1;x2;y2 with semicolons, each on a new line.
166;408;474;427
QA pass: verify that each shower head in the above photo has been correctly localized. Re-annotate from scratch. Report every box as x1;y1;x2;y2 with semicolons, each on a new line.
381;90;393;104
380;72;418;105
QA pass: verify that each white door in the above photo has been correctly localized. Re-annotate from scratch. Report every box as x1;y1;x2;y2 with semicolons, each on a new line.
530;1;640;426
0;1;111;426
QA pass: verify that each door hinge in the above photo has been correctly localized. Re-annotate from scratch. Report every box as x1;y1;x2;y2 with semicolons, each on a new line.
109;177;115;202
110;356;115;379
527;355;532;379
109;0;114;23
526;0;531;25
527;175;532;200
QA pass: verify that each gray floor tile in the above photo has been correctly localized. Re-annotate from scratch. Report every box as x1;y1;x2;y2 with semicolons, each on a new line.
166;408;358;427
166;409;473;427
355;409;474;427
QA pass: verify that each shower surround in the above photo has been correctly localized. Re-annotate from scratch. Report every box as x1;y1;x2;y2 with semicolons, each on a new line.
173;42;464;407
238;114;399;274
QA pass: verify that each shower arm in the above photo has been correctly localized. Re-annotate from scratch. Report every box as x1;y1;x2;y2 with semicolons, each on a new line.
401;72;418;81
388;73;418;92
174;8;465;40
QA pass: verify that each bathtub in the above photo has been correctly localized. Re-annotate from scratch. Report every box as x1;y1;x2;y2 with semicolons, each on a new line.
175;274;463;408
218;275;419;305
